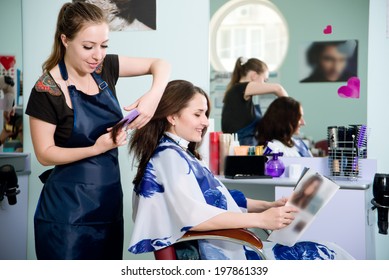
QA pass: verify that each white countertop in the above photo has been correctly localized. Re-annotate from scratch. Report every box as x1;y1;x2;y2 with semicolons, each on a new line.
0;153;31;175
217;176;371;190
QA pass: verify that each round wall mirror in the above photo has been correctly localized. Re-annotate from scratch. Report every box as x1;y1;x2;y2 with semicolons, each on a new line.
210;0;289;72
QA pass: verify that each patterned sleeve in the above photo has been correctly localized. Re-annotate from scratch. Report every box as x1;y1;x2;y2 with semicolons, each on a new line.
25;73;63;125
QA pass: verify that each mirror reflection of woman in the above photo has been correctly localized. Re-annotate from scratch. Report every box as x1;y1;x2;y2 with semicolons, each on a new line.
256;97;312;157
25;2;170;260
221;57;288;146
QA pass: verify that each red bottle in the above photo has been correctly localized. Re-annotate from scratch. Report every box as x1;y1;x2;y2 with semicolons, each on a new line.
209;132;222;175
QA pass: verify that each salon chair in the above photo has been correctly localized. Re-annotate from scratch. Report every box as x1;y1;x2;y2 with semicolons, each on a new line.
154;228;267;260
314;140;328;156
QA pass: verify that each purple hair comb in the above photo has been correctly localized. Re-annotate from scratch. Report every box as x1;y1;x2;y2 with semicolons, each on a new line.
120;109;140;127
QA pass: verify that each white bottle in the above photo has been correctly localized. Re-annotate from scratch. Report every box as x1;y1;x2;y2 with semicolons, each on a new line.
228;133;240;155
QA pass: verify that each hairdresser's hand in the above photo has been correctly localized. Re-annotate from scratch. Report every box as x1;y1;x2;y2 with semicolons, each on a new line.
93;128;127;155
124;90;161;129
257;205;298;230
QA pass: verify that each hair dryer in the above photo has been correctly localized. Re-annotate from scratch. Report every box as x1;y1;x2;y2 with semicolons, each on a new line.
0;164;20;205
372;173;389;234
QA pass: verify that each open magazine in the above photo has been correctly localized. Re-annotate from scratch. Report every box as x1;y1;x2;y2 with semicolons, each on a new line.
267;168;340;247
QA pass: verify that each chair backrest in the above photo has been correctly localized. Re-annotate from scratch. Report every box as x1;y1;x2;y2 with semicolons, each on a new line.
314;139;328;156
154;229;266;260
154;245;177;260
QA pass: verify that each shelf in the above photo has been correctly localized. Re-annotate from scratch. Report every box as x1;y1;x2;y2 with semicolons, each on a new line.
217;175;371;190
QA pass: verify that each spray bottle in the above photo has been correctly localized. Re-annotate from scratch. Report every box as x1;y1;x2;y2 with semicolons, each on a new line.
265;152;285;177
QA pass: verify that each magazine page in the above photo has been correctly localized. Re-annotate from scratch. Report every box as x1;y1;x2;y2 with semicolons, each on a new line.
267;168;340;247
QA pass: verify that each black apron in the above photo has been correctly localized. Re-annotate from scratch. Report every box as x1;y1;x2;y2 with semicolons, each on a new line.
34;60;124;259
236;104;262;146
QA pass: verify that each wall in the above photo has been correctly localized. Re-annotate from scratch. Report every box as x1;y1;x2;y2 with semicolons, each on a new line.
210;0;369;141
367;0;389;260
22;0;209;260
0;0;22;71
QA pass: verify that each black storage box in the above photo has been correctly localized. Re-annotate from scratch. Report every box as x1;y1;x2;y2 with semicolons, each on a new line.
224;156;270;179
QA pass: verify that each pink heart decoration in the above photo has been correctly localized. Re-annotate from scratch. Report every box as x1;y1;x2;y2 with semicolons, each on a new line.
323;25;332;34
0;56;16;70
337;77;360;99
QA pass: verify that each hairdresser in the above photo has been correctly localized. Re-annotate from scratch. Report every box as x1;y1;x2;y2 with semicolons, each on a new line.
221;57;288;145
25;2;170;259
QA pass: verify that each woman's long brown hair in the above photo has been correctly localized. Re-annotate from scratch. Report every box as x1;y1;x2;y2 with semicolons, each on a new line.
113;80;210;187
256;97;302;147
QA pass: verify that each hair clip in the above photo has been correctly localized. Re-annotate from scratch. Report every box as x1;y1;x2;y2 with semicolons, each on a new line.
240;57;248;65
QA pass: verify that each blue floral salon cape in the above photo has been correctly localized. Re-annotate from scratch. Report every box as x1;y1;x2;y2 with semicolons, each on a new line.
129;135;353;260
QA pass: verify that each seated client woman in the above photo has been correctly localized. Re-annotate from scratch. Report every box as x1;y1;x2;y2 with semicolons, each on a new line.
121;80;352;260
256;97;312;157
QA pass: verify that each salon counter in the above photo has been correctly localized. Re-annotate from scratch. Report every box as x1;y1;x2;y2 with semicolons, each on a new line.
218;176;372;190
217;174;376;260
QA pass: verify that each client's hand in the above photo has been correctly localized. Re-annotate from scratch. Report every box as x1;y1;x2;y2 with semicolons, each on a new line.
93;127;127;155
271;197;288;208
258;206;298;230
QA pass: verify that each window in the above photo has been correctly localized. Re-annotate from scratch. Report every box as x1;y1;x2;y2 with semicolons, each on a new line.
210;0;289;72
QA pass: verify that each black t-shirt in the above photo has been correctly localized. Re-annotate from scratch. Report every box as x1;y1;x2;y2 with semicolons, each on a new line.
26;54;120;147
221;82;255;133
